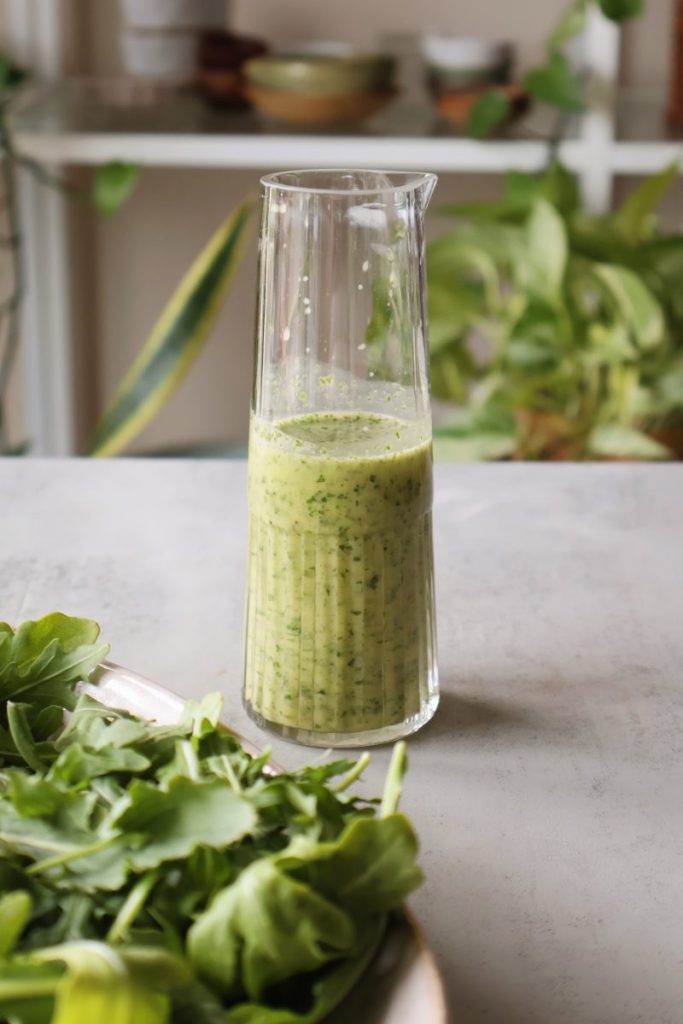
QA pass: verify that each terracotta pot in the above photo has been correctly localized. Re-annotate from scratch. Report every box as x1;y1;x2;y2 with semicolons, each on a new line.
513;409;581;461
647;425;683;458
435;83;529;130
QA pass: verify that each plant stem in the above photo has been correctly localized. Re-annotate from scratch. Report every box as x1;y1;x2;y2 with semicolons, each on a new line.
0;978;60;1000
107;869;160;943
26;835;121;875
334;753;371;793
0;113;24;450
381;742;407;817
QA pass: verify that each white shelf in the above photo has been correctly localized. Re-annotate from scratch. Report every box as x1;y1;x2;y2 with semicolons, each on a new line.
11;82;683;176
11;81;587;173
14;129;592;172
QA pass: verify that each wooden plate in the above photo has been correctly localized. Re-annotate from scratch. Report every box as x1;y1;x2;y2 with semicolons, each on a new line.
87;662;448;1023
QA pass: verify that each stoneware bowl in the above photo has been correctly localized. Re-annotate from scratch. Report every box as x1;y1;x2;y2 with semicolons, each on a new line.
244;84;396;124
244;53;396;96
422;34;512;90
87;662;449;1024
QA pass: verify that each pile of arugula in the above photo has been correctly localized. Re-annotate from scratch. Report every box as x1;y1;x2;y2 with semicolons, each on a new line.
0;614;423;1024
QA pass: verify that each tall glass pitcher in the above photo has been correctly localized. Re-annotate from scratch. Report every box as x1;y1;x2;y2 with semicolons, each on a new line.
244;169;438;746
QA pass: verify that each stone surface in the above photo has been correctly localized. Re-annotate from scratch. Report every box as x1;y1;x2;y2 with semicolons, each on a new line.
1;459;682;1023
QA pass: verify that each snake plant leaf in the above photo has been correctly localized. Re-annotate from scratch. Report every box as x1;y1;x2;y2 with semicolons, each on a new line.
89;201;252;457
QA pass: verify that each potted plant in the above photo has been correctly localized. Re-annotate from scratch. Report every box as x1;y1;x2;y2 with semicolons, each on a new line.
427;162;683;460
0;52;251;457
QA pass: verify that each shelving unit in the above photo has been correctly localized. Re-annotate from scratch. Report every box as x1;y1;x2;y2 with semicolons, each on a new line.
6;1;683;455
13;87;682;176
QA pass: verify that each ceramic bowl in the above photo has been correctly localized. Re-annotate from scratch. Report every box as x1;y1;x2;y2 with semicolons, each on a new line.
197;30;268;108
244;54;396;97
245;84;396;124
274;40;357;58
422;35;512;91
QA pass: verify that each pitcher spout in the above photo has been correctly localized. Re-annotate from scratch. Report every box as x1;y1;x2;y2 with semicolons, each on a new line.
416;172;438;212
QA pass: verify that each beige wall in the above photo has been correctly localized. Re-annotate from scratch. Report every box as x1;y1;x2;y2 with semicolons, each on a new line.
20;0;682;452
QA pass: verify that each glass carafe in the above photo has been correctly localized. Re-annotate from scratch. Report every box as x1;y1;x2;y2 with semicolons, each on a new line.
243;169;438;746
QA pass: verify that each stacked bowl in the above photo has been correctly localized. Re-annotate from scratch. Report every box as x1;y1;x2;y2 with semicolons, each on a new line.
421;35;527;129
244;50;396;125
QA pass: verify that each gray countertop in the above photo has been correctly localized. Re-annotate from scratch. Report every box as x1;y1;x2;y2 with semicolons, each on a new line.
1;460;682;1023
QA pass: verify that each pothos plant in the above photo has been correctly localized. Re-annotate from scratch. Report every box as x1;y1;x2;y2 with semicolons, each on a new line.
0;53;251;457
428;161;683;460
428;0;683;460
466;0;644;138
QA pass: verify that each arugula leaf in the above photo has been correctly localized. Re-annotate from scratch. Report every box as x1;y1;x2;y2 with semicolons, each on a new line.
188;858;357;1000
112;777;257;871
0;890;32;956
49;743;151;784
0;614;109;715
0;614;424;1024
33;943;171;1024
221;917;385;1024
281;814;423;915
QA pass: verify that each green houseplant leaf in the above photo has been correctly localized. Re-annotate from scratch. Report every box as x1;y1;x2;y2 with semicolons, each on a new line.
0;890;32;956
524;52;585;112
32;942;172;1024
590;264;665;350
599;0;643;21
588;424;671;459
523;199;568;301
89;200;252;457
612;161;679;244
93;162;141;217
465;91;511;139
548;0;588;50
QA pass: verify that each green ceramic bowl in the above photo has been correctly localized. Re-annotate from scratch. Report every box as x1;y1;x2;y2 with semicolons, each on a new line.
244;53;396;96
